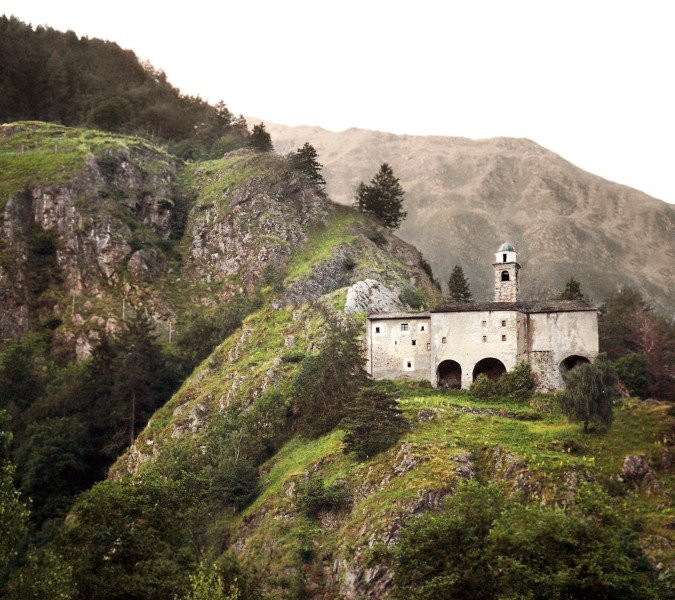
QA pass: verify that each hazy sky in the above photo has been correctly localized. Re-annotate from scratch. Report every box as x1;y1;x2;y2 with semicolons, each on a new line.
5;1;675;202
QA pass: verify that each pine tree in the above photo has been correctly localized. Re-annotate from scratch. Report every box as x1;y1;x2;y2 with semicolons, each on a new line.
342;383;409;460
248;123;273;152
558;356;618;433
559;277;587;302
447;265;472;303
354;163;407;230
290;142;326;191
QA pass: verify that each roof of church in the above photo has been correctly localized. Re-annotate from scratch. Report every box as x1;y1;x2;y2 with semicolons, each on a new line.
498;242;515;252
430;300;596;314
366;311;430;320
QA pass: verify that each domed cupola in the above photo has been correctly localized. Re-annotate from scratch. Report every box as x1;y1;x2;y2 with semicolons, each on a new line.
493;242;521;302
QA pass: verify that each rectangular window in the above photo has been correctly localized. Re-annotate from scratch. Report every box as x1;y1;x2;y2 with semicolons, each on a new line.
375;326;381;334
482;320;487;327
442;337;447;344
403;358;414;371
503;253;507;262
482;335;487;342
401;323;409;332
501;320;506;327
420;324;426;332
502;334;506;341
412;339;417;346
426;342;431;350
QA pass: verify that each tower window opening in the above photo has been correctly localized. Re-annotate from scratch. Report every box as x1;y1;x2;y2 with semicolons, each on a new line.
501;270;510;281
481;320;487;327
401;323;409;332
375;326;381;334
501;320;506;327
412;339;417;346
503;253;507;262
502;334;506;341
426;342;431;350
442;337;447;344
482;335;487;342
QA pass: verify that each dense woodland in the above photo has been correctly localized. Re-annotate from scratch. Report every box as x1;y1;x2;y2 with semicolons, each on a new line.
0;15;673;599
0;16;250;159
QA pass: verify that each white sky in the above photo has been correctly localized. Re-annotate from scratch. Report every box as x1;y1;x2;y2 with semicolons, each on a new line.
5;0;675;202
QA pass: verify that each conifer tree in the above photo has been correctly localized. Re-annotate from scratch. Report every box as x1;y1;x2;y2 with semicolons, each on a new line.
290;142;326;191
559;277;587;302
248;123;273;152
354;163;407;230
342;383;408;460
447;265;472;303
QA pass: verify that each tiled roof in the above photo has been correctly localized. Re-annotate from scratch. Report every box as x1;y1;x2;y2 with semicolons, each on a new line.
430;300;596;314
366;311;430;320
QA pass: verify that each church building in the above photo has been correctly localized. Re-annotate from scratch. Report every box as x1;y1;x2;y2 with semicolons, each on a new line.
366;243;599;391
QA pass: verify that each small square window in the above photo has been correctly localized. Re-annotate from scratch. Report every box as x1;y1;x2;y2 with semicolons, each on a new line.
375;326;381;334
501;320;506;327
394;340;397;346
502;334;506;341
403;358;414;371
401;323;409;332
412;339;417;346
426;342;431;350
407;361;412;368
481;320;487;327
442;337;447;344
482;335;487;342
420;325;426;332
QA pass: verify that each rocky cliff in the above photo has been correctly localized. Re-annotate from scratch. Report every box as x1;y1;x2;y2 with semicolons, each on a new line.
259;121;675;314
0;122;437;358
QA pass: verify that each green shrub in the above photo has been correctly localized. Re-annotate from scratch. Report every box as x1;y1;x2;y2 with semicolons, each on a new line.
614;352;652;398
391;481;661;600
558;356;618;433
495;364;536;400
469;373;496;399
295;476;348;519
399;287;426;310
281;350;305;364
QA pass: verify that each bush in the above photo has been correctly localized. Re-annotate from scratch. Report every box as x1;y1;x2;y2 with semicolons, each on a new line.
206;456;259;510
295;476;348;518
558;356;618;433
281;350;305;364
342;384;409;460
495;364;536;400
469;374;496;399
399;287;426;310
366;227;387;247
614;352;652;398
470;366;536;402
391;481;661;600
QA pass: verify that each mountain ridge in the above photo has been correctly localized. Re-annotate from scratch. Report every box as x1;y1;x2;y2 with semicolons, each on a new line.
254;119;674;314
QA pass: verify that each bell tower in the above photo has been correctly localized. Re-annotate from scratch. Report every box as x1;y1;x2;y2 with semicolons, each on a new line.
493;242;520;302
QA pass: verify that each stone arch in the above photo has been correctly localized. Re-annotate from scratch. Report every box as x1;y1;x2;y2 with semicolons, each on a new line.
437;360;462;389
559;355;590;377
472;357;506;381
501;270;510;281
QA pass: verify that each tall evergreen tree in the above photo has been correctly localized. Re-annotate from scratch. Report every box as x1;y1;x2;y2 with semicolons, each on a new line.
559;277;587;302
290;142;326;191
342;383;409;460
354;163;407;230
447;265;472;303
248;123;273;152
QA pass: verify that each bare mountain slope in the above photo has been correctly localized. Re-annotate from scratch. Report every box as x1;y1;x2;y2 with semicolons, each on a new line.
261;121;674;313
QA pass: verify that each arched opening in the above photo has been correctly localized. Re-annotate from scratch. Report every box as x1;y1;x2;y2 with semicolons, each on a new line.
472;358;506;381
559;355;590;377
501;270;510;281
437;360;462;389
